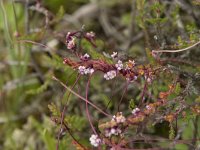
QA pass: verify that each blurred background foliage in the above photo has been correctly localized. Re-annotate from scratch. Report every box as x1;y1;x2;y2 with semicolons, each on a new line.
0;0;200;149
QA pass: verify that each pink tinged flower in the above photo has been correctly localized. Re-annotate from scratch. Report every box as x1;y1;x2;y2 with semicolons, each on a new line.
67;37;76;49
145;75;152;83
116;115;126;123
147;77;152;83
132;107;140;115
85;68;94;74
112;112;126;123
111;115;116;121
89;134;101;147
105;129;111;137
66;32;71;40
111;52;118;58
110;128;116;134
104;70;117;80
86;31;95;39
116;128;122;134
109;128;122;136
115;60;123;70
146;105;152;110
78;66;86;75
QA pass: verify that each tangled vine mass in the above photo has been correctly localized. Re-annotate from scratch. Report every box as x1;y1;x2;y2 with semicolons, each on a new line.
50;30;200;150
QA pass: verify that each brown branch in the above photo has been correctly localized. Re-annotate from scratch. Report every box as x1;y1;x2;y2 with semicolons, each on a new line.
152;41;200;53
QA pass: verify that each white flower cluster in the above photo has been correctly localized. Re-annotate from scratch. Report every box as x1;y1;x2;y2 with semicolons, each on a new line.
111;52;118;58
115;60;123;70
104;112;126;137
132;107;140;115
105;127;122;137
112;112;126;123
78;66;94;75
104;70;117;80
89;134;101;147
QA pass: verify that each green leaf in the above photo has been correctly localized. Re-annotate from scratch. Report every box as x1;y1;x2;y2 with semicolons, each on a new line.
101;94;112;109
26;79;50;95
175;83;181;95
55;6;65;22
30;117;56;150
129;99;135;110
64;115;86;131
169;123;175;140
175;144;188;150
48;103;61;116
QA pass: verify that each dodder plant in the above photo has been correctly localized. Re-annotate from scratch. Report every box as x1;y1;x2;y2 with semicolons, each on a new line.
51;30;200;150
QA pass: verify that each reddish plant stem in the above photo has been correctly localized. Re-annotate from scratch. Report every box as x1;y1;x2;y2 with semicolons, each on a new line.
118;80;129;112
56;74;81;150
85;75;97;134
62;122;87;150
17;39;56;51
52;76;111;117
139;80;148;107
152;40;200;53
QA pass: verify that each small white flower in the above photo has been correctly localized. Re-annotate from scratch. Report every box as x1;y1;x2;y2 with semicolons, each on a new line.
115;60;123;70
89;134;101;147
111;115;116;121
126;60;135;70
111;52;118;58
83;53;90;59
104;70;117;80
132;107;140;115
89;68;94;74
110;128;116;134
154;35;158;40
86;31;95;39
147;78;152;83
146;105;151;110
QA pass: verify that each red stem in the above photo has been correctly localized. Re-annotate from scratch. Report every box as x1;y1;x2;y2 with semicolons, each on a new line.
52;76;111;117
85;75;97;134
56;75;81;150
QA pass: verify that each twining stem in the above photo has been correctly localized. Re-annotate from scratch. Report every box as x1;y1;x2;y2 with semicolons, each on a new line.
62;122;87;150
152;40;200;53
85;75;97;134
17;39;56;52
118;80;129;112
52;76;111;117
56;74;81;150
192;116;199;148
139;79;148;107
